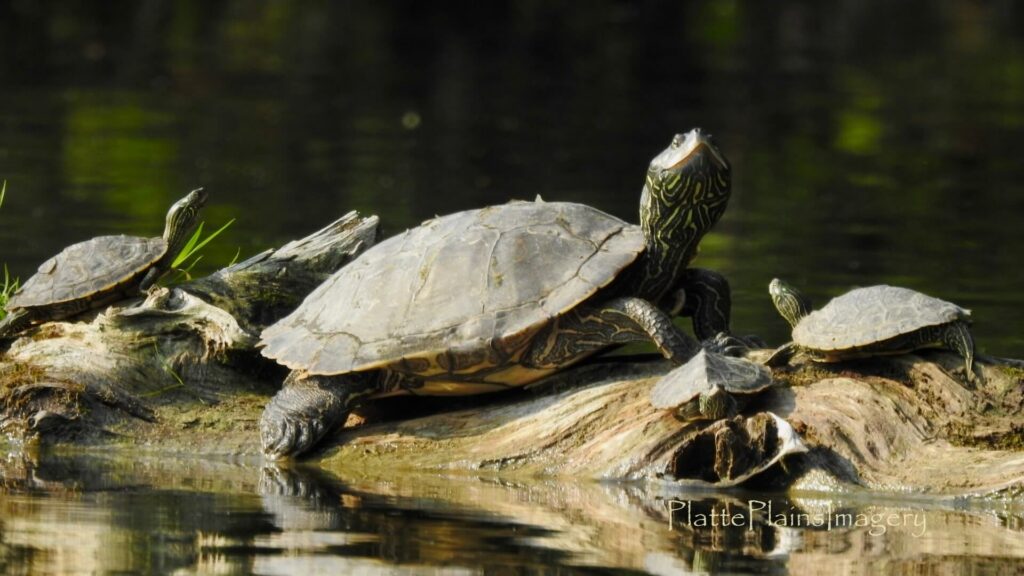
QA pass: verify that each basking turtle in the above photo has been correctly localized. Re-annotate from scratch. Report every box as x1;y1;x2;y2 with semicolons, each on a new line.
650;349;773;420
260;129;750;458
0;189;208;338
766;278;975;379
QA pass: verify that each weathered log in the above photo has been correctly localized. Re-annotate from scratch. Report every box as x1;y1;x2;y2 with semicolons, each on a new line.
0;212;379;444
1;210;1022;497
307;351;1024;497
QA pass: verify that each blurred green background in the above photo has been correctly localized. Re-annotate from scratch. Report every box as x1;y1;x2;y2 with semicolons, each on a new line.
0;0;1022;354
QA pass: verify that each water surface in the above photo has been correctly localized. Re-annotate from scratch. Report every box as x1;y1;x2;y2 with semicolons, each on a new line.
1;2;1023;573
1;450;1023;575
1;1;1022;353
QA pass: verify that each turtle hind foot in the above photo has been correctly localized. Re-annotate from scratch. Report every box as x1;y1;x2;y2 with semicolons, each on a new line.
259;373;353;460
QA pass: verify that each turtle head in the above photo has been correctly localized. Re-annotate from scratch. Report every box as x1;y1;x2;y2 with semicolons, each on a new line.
696;385;737;420
163;188;208;255
769;278;813;328
637;129;731;300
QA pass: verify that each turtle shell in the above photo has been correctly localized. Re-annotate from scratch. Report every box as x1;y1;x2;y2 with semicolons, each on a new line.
260;201;646;378
650;350;773;409
7;235;167;310
792;285;970;352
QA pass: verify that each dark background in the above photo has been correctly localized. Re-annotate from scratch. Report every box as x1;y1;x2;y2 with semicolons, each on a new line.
1;0;1022;353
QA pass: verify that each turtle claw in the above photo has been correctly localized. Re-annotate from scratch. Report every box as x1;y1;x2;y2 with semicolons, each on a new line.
260;407;327;460
259;377;348;460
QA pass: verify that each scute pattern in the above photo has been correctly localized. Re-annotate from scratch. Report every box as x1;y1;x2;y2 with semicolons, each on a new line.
8;235;166;309
260;201;646;376
650;350;772;409
793;285;970;351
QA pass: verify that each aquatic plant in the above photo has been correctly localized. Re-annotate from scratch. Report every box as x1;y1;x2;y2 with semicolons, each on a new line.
0;265;18;319
0;181;18;319
165;218;236;284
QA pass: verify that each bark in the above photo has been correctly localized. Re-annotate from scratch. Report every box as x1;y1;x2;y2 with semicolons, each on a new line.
1;211;1022;497
313;352;1024;497
0;212;379;448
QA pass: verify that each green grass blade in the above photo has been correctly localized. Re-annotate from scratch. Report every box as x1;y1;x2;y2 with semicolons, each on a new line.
0;264;18;318
182;254;203;275
0;180;6;210
171;218;234;269
171;222;205;268
186;218;234;258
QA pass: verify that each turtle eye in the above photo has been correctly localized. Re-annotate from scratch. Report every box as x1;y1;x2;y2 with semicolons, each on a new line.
671;134;685;148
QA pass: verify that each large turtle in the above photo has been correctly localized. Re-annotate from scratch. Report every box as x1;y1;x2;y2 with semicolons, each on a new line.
650;349;774;421
260;129;750;458
0;189;208;338
766;278;975;379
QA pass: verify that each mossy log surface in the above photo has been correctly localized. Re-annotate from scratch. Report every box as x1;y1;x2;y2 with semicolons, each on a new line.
0;211;380;453
1;211;1022;498
311;352;1024;498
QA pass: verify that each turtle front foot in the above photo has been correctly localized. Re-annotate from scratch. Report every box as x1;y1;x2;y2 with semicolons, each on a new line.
260;374;350;460
702;332;764;357
260;406;332;460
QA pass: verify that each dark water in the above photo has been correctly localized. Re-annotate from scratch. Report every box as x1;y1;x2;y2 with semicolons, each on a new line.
1;450;1023;576
2;1;1023;353
1;1;1024;573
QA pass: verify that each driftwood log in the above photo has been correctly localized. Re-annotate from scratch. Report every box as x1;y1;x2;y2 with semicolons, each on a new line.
313;351;1024;497
1;212;1022;498
0;212;380;451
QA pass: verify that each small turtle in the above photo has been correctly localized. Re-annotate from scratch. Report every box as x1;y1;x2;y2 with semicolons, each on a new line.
650;349;773;420
0;189;208;338
259;129;754;458
767;278;975;379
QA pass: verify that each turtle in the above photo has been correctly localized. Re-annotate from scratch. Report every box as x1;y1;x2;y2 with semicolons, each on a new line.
766;278;975;380
0;189;208;338
650;349;774;421
259;129;752;459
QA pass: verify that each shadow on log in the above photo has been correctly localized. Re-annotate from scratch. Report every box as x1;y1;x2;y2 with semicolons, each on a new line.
310;351;1024;497
0;211;1022;498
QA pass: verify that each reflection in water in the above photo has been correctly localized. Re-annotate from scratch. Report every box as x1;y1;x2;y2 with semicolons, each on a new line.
1;2;1024;574
0;450;1021;575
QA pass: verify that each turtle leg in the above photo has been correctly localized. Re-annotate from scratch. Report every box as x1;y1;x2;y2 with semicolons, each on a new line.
675;268;732;340
260;371;382;459
0;309;34;339
676;268;765;354
524;296;701;368
138;267;163;292
765;342;799;367
941;321;976;382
